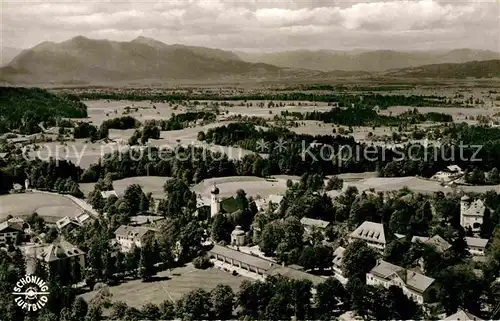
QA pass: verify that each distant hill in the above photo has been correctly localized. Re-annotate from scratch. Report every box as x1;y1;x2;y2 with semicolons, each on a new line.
1;46;23;66
2;36;499;84
0;36;331;84
385;60;500;78
237;49;500;72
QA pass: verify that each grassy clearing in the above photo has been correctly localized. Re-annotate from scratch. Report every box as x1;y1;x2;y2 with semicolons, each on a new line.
79;264;248;309
0;192;82;222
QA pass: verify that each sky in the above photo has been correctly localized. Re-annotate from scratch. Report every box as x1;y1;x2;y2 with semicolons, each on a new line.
1;0;499;52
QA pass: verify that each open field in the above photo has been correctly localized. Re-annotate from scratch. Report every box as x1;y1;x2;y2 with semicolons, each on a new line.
0;192;83;222
80;176;171;198
79;264;248;309
83;100;198;125
343;176;500;194
192;176;292;201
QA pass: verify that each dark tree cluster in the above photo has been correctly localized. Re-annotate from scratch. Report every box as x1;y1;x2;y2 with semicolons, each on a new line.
128;121;160;145
101;116;141;130
0;158;84;197
73;122;108;141
0;87;87;134
151;112;216;131
281;107;452;127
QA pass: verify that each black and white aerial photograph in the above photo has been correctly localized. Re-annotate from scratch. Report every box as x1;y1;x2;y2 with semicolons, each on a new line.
0;0;499;320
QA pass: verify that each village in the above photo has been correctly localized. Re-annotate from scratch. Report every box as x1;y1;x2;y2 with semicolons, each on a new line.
1;159;499;320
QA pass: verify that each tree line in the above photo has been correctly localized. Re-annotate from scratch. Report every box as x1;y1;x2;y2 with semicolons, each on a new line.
281;106;453;127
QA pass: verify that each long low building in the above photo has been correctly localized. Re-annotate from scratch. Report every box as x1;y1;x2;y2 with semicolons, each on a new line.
208;244;325;285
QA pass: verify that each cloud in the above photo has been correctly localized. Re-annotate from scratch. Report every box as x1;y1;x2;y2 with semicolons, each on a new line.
1;0;498;51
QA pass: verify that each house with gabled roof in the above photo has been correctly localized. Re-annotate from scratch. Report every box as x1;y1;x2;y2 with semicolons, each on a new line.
332;246;347;284
366;260;435;305
0;220;23;246
411;235;452;253
349;221;392;251
465;237;489;256
114;225;155;251
27;239;85;281
100;190;118;199
444;309;482;320
460;196;486;232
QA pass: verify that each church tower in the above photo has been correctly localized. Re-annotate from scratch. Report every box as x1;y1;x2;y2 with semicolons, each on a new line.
211;183;220;217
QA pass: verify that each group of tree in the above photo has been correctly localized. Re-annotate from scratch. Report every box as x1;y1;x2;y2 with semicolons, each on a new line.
281;107;452;127
128;121;160;145
0;87;87;134
0;157;84;197
150;112;216;131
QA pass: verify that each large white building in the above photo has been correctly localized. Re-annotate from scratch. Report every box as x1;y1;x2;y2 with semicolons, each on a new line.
431;165;465;182
460;196;486;232
349;221;390;251
366;260;435;305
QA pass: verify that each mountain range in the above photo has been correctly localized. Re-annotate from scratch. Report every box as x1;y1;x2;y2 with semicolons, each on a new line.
237;49;500;72
1;36;499;84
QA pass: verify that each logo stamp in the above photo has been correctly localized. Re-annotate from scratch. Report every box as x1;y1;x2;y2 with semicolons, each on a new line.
12;275;49;311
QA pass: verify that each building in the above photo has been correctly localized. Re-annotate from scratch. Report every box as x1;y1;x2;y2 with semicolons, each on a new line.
231;226;246;246
332;246;347;284
208;244;274;276
55;212;93;231
100;190;118;199
129;215;164;227
460;196;486;232
411;235;452;253
114;225;155;251
208;244;325;286
444;309;482;321
211;183;221;217
465;237;489;256
431;165;465;182
56;216;81;231
255;194;284;213
349;221;391;251
366;260;435;304
0;220;23;246
27;239;85;280
300;217;330;235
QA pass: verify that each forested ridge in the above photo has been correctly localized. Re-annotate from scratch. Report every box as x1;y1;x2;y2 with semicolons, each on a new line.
0;87;88;134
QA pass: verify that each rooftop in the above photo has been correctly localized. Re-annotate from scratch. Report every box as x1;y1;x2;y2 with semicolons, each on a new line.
444;309;483;321
461;199;486;217
114;225;154;239
0;220;24;233
100;190;118;199
332;246;345;268
350;221;389;244
465;237;489;249
33;240;84;262
300;217;330;229
411;235;452;253
370;260;435;294
267;265;325;286
208;244;275;271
